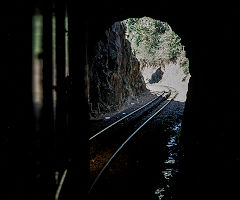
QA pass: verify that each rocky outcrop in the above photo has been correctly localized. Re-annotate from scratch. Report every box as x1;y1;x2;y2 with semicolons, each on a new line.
139;59;165;84
89;22;146;117
149;68;163;84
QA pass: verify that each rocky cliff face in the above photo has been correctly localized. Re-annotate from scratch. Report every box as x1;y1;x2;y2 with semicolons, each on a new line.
89;22;146;117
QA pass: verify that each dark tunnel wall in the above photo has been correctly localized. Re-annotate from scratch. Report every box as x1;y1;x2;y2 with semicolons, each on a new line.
1;1;240;200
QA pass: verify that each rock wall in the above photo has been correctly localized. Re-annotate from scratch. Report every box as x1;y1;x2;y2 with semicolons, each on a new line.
89;22;146;117
139;60;165;84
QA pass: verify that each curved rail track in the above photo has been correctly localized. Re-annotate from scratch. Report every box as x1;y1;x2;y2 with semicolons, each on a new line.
55;87;178;199
89;91;167;140
89;88;178;194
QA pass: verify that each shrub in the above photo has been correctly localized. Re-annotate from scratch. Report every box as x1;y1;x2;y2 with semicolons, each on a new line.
124;17;190;75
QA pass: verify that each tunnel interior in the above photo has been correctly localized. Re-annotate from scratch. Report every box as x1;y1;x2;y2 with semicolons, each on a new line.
2;1;240;200
88;16;190;200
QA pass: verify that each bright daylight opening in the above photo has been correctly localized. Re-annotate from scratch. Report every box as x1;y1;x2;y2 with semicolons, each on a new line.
124;17;190;103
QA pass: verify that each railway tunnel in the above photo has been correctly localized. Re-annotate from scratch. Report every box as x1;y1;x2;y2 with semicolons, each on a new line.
2;1;240;200
87;16;190;200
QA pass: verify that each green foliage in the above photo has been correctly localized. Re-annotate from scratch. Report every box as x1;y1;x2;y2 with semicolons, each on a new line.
126;17;168;59
183;58;190;74
154;20;169;34
124;17;190;75
166;32;182;62
135;35;142;47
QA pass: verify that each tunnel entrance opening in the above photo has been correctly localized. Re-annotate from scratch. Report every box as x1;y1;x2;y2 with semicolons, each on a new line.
124;17;190;102
88;17;190;119
89;17;190;200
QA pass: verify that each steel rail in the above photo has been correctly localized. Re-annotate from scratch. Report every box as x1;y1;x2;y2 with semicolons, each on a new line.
88;92;178;193
89;91;166;141
53;90;171;199
55;169;68;200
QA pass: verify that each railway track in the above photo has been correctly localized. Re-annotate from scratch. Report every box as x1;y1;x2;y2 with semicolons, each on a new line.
89;87;178;196
89;91;166;141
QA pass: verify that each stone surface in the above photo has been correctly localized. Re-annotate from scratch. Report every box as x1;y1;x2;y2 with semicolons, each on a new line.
89;22;146;117
149;68;163;84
